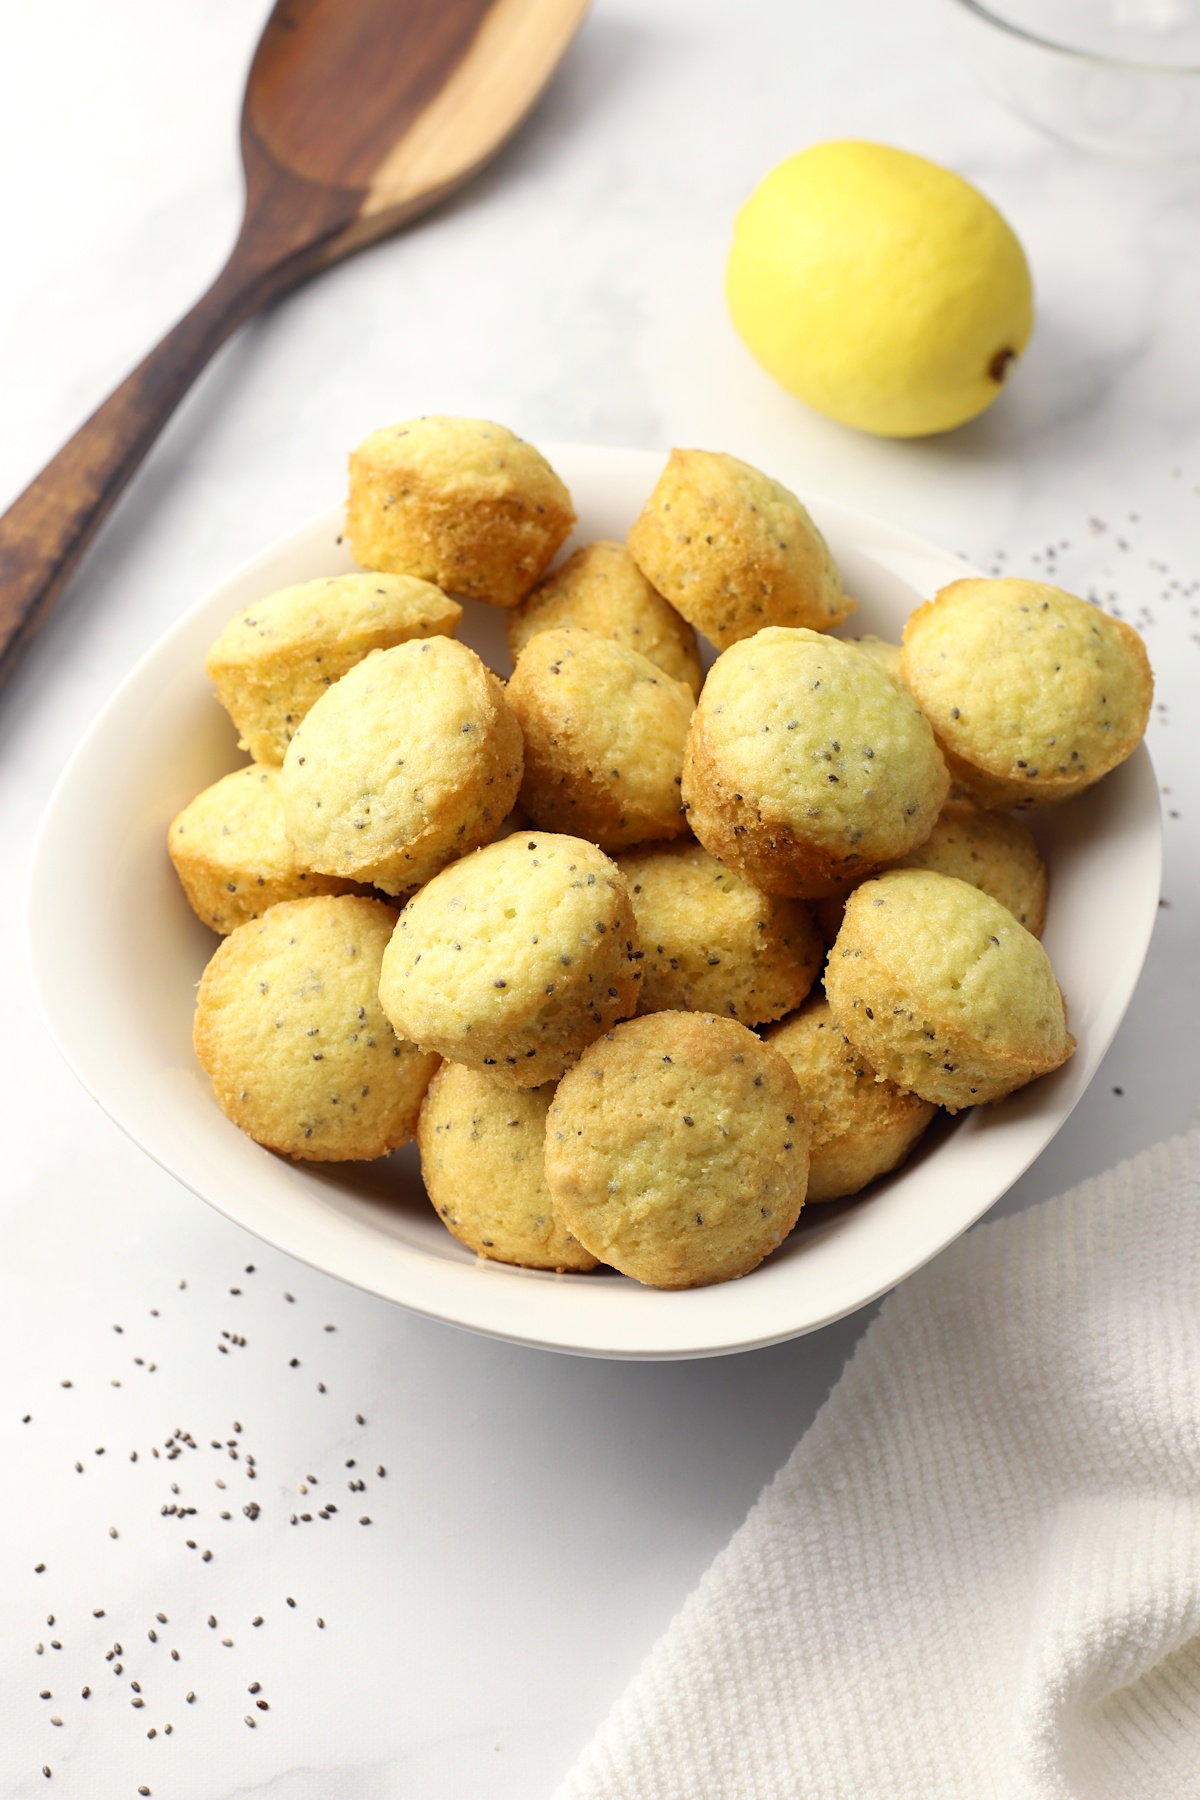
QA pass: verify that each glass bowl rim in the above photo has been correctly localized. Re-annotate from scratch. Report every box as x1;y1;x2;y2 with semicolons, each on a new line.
949;0;1200;76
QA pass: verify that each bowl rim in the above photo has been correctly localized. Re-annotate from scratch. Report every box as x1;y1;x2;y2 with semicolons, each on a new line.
950;0;1200;76
26;442;1163;1359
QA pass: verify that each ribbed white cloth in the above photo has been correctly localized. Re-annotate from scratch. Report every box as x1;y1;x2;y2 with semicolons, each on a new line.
556;1129;1200;1800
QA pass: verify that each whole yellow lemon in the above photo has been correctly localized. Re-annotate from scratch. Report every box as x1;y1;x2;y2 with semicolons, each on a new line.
726;141;1034;438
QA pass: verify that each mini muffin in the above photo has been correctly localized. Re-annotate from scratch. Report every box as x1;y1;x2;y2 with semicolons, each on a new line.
378;833;642;1090
169;764;358;934
506;540;702;695
626;448;852;648
891;795;1048;935
507;627;694;852
848;634;904;684
193;895;439;1160
814;890;855;948
901;578;1153;808
417;1064;597;1271
618;839;822;1025
204;573;462;764
814;794;1049;944
279;637;523;896
346;416;575;608
764;995;936;1201
544;1012;809;1289
682;627;948;898
824;870;1074;1111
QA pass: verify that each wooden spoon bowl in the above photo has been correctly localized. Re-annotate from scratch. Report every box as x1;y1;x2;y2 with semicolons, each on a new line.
0;0;589;688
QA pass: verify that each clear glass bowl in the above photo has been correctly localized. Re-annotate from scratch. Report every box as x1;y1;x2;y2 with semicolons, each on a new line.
948;0;1200;158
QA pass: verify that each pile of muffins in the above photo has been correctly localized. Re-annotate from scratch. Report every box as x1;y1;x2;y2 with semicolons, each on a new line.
171;418;1153;1290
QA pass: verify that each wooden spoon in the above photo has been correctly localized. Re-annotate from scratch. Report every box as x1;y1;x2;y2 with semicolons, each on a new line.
0;0;590;689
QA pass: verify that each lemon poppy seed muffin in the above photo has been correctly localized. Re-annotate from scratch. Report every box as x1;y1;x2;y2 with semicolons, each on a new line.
507;627;694;853
378;833;642;1089
814;889;856;948
506;540;702;695
169;764;360;934
682;627;949;898
279;637;522;897
626;448;853;648
193;895;439;1160
204;573;462;765
814;793;1049;945
618;839;822;1025
417;1064;597;1271
544;1012;810;1289
824;869;1074;1111
890;794;1048;934
764;995;936;1201
901;578;1152;808
346;416;575;608
848;634;904;684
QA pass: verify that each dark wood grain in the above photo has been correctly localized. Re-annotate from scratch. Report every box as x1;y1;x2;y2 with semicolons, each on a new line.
247;0;498;189
0;0;589;691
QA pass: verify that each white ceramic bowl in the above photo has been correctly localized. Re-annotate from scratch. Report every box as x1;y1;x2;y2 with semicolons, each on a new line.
28;444;1161;1359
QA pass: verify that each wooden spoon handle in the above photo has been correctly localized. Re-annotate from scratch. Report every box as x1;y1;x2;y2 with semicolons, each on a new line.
0;134;370;694
0;260;252;686
0;249;282;689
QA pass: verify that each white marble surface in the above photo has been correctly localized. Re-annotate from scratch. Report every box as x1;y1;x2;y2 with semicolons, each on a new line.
2;0;1199;1794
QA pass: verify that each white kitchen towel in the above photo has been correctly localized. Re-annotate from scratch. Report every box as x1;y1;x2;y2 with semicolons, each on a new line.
555;1128;1200;1800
